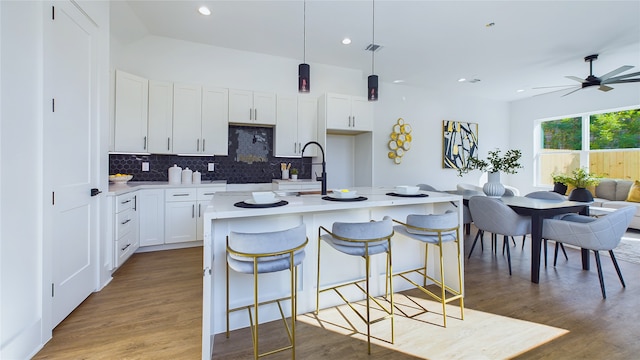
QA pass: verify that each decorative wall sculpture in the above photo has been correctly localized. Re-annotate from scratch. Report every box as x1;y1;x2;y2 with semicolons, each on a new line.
388;118;412;164
443;120;478;169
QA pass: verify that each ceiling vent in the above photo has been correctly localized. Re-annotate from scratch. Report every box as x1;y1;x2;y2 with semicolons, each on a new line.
365;43;382;52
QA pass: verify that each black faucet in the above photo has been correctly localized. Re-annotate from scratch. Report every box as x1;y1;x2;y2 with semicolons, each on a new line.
301;141;327;195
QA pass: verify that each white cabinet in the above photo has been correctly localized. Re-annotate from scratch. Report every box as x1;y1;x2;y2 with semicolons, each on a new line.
320;93;372;132
229;89;276;125
138;189;165;247
201;86;229;155
275;95;318;157
164;185;226;244
113;192;139;268
172;83;203;155
114;70;149;152
165;188;198;244
147;80;174;154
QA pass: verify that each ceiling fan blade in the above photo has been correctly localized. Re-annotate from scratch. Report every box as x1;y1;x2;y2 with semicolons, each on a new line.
603;71;640;83
607;78;640;84
534;87;579;97
599;85;614;92
561;87;583;97
565;76;586;83
599;65;634;81
532;84;577;89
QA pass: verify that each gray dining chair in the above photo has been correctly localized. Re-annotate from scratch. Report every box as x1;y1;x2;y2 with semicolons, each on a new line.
541;206;635;298
524;191;569;265
468;196;532;275
418;183;473;234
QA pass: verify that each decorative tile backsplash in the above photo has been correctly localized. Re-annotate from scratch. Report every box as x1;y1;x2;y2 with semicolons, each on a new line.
109;125;311;184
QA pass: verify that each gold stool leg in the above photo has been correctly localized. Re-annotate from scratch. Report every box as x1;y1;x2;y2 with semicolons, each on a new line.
291;257;296;359
457;231;465;320
365;251;371;355
438;241;447;328
388;240;395;344
226;262;230;338
253;261;259;360
315;229;321;315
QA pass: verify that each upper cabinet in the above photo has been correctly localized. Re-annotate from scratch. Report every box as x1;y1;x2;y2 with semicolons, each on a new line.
172;83;202;155
147;80;174;154
319;93;372;132
114;70;149;152
229;89;276;125
274;94;318;157
201;86;229;156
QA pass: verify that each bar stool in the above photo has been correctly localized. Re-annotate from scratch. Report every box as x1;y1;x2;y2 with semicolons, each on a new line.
392;211;464;327
226;224;308;359
316;216;394;354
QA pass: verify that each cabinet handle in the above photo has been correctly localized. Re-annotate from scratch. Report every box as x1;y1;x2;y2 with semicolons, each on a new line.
348;116;352;127
197;138;200;152
203;192;215;196
198;203;202;218
121;218;131;225
353;116;356;127
173;193;190;197
121;243;131;251
133;195;137;211
254;109;257;120
249;108;252;120
192;204;195;218
143;136;147;150
202;139;205;152
167;137;171;151
121;199;131;204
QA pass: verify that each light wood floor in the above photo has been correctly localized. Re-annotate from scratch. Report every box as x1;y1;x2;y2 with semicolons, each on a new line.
34;229;640;359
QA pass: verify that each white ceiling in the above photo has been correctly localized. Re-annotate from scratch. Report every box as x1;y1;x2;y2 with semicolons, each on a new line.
111;0;640;102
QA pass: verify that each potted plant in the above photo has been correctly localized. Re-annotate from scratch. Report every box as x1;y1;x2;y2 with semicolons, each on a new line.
551;173;570;195
290;168;299;180
565;167;601;202
457;149;522;198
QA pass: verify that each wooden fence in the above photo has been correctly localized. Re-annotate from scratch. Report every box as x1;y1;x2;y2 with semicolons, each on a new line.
540;150;640;185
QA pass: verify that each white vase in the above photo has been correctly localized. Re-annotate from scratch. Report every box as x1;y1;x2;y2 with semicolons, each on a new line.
483;171;505;198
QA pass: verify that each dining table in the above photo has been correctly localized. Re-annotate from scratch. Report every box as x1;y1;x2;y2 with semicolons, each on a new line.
451;190;590;283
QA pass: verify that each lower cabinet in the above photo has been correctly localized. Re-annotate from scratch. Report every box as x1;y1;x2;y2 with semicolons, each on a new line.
165;188;198;244
138;189;165;246
113;192;139;268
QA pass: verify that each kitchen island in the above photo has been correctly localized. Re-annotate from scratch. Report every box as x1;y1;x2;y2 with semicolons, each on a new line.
201;187;463;359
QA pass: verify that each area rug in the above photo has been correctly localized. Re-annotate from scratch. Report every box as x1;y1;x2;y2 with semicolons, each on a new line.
299;293;568;359
603;236;640;265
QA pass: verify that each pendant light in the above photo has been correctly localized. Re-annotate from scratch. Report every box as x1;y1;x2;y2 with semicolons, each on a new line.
298;0;310;93
368;0;378;101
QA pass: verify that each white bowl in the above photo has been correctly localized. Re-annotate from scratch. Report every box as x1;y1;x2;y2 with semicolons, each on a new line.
109;174;133;183
395;185;420;195
252;191;277;204
333;189;358;199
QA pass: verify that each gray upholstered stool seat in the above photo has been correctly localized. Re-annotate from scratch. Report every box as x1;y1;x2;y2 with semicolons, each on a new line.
226;224;308;359
392;211;464;327
316;216;395;355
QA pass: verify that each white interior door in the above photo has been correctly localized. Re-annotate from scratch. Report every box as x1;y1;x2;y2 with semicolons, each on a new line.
44;1;98;327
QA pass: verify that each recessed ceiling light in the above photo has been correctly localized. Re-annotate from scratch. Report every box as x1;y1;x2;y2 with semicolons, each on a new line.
485;22;495;28
393;80;405;84
458;78;466;82
342;38;352;45
198;6;211;16
517;89;525;93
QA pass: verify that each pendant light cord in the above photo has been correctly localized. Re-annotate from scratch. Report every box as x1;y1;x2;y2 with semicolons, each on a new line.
371;0;375;73
303;0;307;63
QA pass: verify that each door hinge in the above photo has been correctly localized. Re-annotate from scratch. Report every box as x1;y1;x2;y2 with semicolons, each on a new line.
52;283;55;297
52;6;55;20
203;268;211;276
52;191;55;205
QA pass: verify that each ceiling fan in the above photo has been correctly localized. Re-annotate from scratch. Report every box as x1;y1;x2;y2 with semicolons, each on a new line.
535;54;640;97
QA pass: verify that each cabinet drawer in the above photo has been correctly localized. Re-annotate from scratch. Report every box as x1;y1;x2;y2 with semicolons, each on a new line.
115;231;136;268
116;208;136;239
197;186;225;201
165;188;197;202
115;193;136;212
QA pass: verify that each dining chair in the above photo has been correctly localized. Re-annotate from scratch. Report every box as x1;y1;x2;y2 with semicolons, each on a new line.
418;183;473;234
316;216;395;354
392;211;464;327
524;191;569;266
468;196;531;275
541;206;635;298
226;224;308;359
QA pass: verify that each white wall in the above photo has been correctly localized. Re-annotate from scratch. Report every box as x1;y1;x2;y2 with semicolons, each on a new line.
1;1;44;359
372;82;510;190
509;84;640;195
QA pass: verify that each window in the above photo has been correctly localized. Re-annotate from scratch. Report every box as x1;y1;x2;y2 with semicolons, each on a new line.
536;108;640;185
